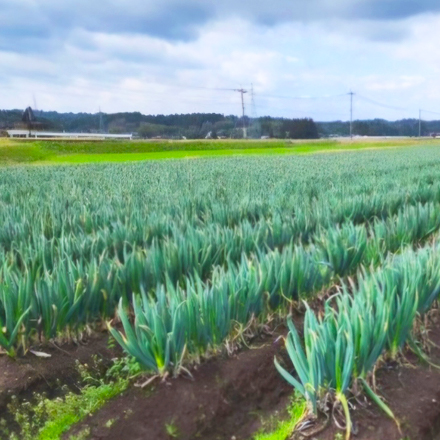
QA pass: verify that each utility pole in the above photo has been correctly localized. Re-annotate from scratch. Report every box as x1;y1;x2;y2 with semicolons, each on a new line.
349;91;355;139
234;88;248;139
250;84;257;119
419;109;422;138
33;94;38;115
99;107;104;134
250;84;259;138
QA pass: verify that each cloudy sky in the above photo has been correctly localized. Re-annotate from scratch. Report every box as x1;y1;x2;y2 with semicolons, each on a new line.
1;0;440;120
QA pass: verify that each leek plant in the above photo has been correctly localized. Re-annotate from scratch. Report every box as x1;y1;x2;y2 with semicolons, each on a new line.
276;244;440;438
1;196;440;357
316;224;367;278
110;289;187;376
4;148;440;358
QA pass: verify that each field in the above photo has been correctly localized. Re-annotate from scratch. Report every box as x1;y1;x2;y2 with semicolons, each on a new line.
2;143;440;439
0;137;434;165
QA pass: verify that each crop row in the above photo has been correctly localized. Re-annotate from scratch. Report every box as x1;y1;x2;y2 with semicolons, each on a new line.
1;193;440;356
0;197;439;355
110;200;440;373
276;242;440;439
1;148;440;360
2;148;440;258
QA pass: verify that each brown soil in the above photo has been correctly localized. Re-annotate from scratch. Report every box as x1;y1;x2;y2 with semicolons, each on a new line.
306;320;440;440
0;333;118;413
65;331;292;440
4;317;440;440
65;319;440;440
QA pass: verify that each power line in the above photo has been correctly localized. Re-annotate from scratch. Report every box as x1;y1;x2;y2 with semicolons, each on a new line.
0;82;242;103
0;84;244;109
233;88;248;138
5;78;440;126
355;94;409;111
0;79;410;113
257;92;347;100
420;108;440;116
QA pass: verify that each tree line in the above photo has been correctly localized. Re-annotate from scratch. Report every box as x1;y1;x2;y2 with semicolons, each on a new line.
319;118;440;137
0;110;319;139
2;109;440;139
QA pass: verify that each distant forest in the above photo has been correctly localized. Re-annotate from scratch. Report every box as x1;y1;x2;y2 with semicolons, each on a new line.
1;109;439;139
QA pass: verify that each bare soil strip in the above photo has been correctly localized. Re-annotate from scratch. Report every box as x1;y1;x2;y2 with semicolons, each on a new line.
313;317;440;440
65;317;440;440
0;334;117;414
4;318;440;439
65;330;291;440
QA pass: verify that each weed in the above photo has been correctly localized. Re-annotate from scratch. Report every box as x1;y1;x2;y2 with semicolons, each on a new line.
104;418;116;428
0;358;133;440
165;421;180;438
253;393;307;440
68;427;91;440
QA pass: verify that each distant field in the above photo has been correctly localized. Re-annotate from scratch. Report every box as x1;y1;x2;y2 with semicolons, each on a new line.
0;137;435;165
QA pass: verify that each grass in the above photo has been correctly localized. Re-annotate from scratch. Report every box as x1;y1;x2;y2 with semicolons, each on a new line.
253;394;307;440
37;138;329;154
164;421;180;438
2;378;128;440
0;137;434;165
0;140;52;163
34;379;128;440
1;357;139;440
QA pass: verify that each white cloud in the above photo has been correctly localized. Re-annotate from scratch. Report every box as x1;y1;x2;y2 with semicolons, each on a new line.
2;4;440;120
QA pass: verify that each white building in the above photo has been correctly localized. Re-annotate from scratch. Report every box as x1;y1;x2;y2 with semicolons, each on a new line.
7;130;133;140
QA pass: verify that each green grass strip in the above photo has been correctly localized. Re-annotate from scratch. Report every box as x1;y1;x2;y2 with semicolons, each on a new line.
7;378;129;440
253;394;307;440
1;137;432;165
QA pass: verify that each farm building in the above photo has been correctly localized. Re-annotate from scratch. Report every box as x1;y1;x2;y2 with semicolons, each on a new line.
6;130;133;140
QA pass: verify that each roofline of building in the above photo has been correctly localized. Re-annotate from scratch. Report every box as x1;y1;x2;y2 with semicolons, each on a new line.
6;130;133;139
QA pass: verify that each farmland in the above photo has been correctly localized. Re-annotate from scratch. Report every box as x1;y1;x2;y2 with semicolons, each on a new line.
2;144;440;439
0;137;433;165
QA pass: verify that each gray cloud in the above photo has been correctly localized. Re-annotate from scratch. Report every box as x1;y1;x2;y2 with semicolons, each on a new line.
1;0;440;53
44;1;211;40
2;0;440;121
349;0;440;20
